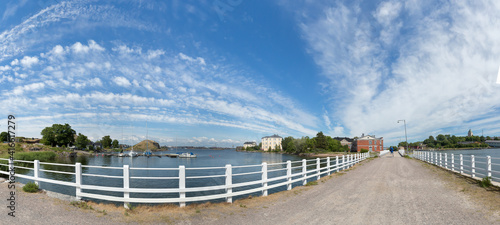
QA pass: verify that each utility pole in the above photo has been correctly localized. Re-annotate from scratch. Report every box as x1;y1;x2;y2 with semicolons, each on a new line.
397;120;408;155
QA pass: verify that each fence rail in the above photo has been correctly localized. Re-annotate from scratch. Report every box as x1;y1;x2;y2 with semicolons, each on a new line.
412;151;499;183
0;153;369;208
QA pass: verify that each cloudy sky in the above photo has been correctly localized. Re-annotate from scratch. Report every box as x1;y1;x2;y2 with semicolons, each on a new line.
1;0;499;147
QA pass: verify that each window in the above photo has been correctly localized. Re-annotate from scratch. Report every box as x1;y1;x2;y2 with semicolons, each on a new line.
369;140;372;145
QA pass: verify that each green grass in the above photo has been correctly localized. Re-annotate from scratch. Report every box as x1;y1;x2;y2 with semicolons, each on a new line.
14;151;56;161
71;201;93;210
479;177;492;188
22;182;39;193
305;181;318;186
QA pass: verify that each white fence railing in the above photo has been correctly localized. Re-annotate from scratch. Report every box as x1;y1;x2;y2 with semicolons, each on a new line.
379;150;390;157
0;153;369;207
412;151;500;184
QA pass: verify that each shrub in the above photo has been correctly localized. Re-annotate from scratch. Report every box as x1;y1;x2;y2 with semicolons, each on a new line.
23;182;39;193
479;177;492;188
360;149;368;153
14;151;56;161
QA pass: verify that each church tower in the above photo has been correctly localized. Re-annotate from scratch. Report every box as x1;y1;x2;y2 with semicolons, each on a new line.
467;129;473;137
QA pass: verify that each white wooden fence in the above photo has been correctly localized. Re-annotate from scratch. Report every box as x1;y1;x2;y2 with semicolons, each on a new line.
413;151;500;184
0;153;368;207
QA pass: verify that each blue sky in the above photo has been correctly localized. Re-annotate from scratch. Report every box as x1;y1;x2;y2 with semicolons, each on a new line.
1;0;500;147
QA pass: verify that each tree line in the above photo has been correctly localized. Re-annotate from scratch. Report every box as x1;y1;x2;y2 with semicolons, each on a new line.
0;124;122;151
399;134;498;149
242;132;349;154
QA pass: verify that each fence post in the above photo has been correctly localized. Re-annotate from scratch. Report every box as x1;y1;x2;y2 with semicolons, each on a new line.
471;155;475;178
123;165;130;208
316;158;320;180
451;154;454;172
262;162;268;196
445;153;448;169
487;156;491;178
302;159;307;186
327;157;331;176
225;164;232;203
342;155;345;171
75;162;81;200
287;160;292;191
439;153;442;167
179;165;186;207
460;154;463;174
34;160;40;186
435;152;438;165
8;158;13;183
336;156;339;172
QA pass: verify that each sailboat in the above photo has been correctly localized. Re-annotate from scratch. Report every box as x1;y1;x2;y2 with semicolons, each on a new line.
129;146;138;157
144;121;152;157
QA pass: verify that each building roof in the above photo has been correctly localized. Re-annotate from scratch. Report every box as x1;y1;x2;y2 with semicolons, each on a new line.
333;137;354;142
357;134;382;140
262;134;282;139
244;142;256;145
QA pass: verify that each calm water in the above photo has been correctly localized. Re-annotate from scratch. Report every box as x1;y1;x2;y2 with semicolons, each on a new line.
419;148;500;182
11;149;326;205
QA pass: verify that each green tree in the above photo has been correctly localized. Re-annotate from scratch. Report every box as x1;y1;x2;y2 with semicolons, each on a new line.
305;137;315;151
258;142;262;150
315;132;327;150
101;135;112;148
480;136;485;142
286;141;296;153
112;139;119;148
282;136;294;152
75;133;90;150
0;132;9;142
41;124;76;147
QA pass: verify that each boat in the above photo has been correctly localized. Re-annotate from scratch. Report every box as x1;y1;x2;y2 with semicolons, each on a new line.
129;147;138;157
178;152;197;158
118;149;125;157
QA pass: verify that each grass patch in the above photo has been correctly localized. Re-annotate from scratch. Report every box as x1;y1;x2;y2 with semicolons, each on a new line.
239;204;247;208
305;181;318;186
22;182;39;193
479;177;492;188
71;201;93;210
14;151;56;161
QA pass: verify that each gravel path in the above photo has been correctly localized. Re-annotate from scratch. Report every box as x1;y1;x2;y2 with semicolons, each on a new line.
192;153;498;225
1;153;498;224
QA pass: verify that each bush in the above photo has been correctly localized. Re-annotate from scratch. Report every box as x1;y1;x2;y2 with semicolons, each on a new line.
23;182;39;193
479;177;492;188
360;149;368;153
14;151;56;161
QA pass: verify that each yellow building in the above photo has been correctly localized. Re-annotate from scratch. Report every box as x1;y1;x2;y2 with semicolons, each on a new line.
261;134;282;151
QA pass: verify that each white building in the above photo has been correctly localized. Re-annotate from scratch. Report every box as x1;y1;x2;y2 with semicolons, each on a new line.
243;142;256;148
486;140;500;148
261;135;282;151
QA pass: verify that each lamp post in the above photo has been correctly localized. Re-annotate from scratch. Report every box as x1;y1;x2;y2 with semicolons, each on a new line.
397;120;408;155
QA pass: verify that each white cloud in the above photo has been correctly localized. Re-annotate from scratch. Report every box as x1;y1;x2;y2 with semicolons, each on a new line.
12;82;45;95
20;56;39;67
179;53;206;65
298;1;500;143
113;76;131;87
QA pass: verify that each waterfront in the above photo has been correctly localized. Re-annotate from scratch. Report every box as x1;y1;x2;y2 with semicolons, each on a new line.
10;149;310;205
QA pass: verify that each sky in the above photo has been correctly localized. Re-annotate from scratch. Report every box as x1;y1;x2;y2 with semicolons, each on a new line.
1;0;500;147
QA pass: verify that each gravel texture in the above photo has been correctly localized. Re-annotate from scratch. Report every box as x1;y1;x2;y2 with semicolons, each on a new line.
1;153;498;224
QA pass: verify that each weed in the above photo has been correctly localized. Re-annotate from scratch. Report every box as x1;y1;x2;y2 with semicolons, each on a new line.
22;182;39;193
126;203;136;211
195;209;201;213
479;177;492;188
124;211;129;216
239;204;247;208
305;181;318;186
71;201;93;210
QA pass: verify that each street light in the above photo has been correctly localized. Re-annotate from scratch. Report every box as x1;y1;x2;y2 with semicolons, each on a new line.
397;120;408;155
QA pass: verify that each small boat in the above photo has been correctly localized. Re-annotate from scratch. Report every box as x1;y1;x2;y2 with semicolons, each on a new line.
178;152;197;158
118;150;125;157
129;150;138;157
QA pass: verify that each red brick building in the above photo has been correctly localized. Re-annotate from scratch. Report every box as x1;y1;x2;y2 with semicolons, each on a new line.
352;134;383;152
